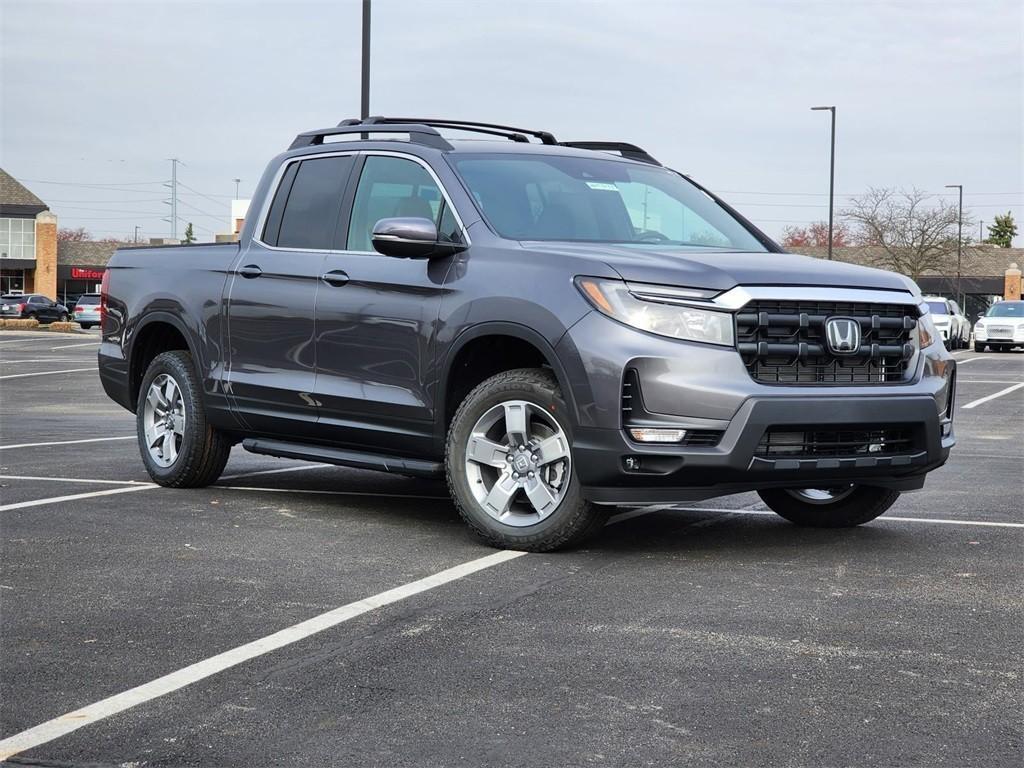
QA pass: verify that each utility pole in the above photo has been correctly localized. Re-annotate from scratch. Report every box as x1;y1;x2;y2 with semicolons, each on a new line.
979;220;984;242
811;106;837;259
361;0;371;118
133;225;140;243
946;184;963;307
233;178;241;199
164;158;181;240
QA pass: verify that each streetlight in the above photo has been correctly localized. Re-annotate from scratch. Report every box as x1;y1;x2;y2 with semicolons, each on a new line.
232;178;241;199
811;106;836;260
945;184;963;307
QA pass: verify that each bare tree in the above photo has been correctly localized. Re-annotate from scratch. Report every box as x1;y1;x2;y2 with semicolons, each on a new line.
842;188;976;280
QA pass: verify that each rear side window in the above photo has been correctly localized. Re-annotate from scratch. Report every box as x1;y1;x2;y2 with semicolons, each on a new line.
262;156;353;250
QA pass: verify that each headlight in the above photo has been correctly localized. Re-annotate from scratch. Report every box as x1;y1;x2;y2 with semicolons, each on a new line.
575;277;734;346
918;312;940;347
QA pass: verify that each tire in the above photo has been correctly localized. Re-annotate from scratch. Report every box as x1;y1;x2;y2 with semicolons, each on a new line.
446;368;607;552
79;323;93;330
59;312;69;322
136;350;232;487
758;485;900;528
974;342;986;352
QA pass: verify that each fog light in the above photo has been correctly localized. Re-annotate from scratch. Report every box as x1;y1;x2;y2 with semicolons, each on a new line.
628;427;687;443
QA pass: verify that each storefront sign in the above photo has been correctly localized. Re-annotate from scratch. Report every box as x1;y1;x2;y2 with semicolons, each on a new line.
70;267;105;281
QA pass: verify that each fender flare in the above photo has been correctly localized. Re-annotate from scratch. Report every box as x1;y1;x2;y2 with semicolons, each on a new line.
127;311;202;407
436;321;581;440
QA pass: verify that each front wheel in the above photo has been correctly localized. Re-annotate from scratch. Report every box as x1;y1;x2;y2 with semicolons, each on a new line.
137;350;232;487
974;342;986;352
758;485;900;528
446;368;607;552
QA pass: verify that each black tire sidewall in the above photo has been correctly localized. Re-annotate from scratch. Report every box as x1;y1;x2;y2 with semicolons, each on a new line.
758;485;900;528
136;350;210;486
446;369;601;550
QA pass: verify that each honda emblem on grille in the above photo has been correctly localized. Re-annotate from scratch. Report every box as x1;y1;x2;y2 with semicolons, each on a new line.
825;317;861;355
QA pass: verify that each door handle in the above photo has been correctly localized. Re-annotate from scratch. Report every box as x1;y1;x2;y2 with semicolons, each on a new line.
238;264;263;279
321;270;350;287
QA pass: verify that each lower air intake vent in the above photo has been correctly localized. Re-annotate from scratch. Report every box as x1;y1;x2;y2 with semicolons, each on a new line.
755;425;916;458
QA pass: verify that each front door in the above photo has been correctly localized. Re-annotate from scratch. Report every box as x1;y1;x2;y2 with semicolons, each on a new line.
313;153;461;455
225;153;355;438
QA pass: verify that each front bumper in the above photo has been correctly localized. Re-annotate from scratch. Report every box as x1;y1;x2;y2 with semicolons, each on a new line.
556;311;956;505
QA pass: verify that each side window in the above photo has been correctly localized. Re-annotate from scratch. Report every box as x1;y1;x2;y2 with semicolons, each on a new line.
261;162;299;246
30;296;45;305
437;202;462;244
346;156;447;252
270;156;353;250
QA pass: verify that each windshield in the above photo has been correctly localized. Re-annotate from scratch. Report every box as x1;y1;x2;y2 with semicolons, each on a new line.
986;302;1024;318
927;301;949;314
451;153;767;251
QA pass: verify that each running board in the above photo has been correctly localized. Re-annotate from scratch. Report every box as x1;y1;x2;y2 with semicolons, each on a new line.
242;438;443;478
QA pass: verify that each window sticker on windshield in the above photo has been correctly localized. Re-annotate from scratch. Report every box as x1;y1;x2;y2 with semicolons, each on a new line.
585;181;619;192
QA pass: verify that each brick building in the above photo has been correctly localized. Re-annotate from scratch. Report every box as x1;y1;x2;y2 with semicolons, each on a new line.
0;169;57;297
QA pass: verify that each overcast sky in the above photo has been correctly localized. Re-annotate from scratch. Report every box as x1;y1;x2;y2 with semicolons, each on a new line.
2;0;1021;244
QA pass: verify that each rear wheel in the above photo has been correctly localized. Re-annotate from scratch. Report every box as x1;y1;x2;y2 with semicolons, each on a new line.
137;350;232;487
79;323;93;329
974;342;986;352
58;312;69;322
758;484;900;528
446;368;607;552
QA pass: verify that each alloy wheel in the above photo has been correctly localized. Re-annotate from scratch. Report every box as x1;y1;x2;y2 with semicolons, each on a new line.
464;400;571;527
143;373;186;467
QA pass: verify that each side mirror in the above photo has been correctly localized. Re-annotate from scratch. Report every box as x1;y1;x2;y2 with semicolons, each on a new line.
371;217;464;259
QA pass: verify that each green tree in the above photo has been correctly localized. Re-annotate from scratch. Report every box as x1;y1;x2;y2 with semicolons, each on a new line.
183;222;196;244
985;212;1017;248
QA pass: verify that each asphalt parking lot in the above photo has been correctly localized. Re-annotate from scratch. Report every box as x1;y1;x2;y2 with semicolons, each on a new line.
1;330;1021;767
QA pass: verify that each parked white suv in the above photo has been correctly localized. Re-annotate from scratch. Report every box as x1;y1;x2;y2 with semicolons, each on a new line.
923;297;969;350
974;300;1024;352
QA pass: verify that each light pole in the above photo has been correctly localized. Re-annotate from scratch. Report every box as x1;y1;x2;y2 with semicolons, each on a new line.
945;184;963;306
361;0;371;118
811;106;836;260
133;225;140;244
233;178;241;199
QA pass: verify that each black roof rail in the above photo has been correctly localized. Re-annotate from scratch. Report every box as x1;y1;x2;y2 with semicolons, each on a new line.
353;117;558;145
289;121;453;151
558;141;661;166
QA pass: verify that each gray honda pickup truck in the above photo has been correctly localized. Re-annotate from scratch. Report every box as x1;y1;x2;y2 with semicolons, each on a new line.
98;117;956;551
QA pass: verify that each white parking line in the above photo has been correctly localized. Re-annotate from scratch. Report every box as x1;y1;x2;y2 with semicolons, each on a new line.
0;483;157;512
0;464;330;510
0;367;95;380
0;549;526;760
961;382;1024;410
0;436;135;450
0;358;97;364
0;475;148;486
49;342;99;350
220;463;332;480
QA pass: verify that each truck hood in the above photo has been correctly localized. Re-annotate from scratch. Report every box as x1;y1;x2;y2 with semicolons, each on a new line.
520;242;917;295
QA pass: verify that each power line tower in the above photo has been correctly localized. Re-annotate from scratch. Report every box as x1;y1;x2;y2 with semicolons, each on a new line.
164;158;182;240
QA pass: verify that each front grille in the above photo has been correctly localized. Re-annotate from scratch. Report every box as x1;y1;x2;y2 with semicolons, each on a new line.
755;425;916;458
735;300;918;384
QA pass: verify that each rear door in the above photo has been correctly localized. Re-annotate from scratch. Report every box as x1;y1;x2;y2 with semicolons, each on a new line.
225;152;356;438
312;152;464;455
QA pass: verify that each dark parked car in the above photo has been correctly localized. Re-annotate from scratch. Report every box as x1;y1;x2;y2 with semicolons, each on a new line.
1;294;69;323
98;117;956;551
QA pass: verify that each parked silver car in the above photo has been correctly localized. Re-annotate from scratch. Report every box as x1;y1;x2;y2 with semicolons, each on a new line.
73;293;102;329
